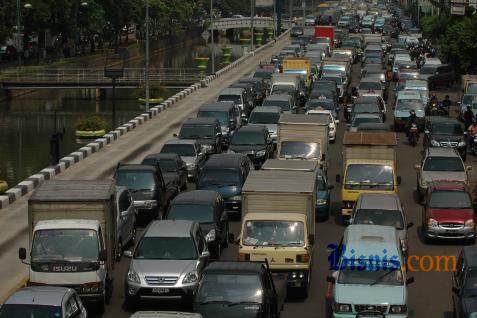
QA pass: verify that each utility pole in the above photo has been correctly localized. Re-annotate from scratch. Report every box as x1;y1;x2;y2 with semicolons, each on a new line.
251;0;255;51
273;0;277;40
210;0;215;74
302;0;306;26
16;0;22;67
289;0;293;25
145;0;150;112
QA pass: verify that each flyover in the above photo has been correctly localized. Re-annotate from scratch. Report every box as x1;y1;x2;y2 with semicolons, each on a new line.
209;17;291;31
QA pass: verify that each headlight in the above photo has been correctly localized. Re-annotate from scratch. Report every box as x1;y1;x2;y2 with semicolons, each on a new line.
255;150;266;157
390;305;408;314
205;229;216;242
334;303;352;313
465;219;475;228
428;218;438;228
317;198;328;205
145;200;157;208
182;271;198;284
127;268;140;284
229;195;242;201
458;141;466;147
430;140;440;146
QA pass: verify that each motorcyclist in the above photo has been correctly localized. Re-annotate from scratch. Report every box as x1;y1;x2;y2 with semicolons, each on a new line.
442;95;452;109
427;92;438;114
463;106;474;130
405;109;418;137
467;116;477;149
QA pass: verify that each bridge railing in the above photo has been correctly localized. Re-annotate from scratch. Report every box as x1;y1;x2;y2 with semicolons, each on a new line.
210;17;291;30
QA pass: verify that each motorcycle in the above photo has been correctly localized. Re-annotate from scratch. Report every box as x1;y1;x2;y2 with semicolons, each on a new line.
408;123;419;147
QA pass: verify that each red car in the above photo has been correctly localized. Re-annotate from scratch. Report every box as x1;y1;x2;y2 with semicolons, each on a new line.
422;181;476;243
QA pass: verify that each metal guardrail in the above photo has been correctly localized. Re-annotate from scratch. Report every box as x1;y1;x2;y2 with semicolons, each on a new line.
210;17;291;30
0;68;203;87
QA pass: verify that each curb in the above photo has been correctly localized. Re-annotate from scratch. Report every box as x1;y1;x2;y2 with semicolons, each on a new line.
0;28;291;210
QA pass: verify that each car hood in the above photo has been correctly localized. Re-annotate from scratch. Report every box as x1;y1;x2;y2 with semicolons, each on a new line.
229;145;266;153
199;184;241;199
430;134;463;142
132;259;197;278
335;284;405;305
195;304;262;318
427;208;474;222
394;109;425;118
421;171;467;183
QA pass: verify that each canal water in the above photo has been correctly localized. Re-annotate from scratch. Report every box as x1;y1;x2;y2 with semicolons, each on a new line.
0;33;253;187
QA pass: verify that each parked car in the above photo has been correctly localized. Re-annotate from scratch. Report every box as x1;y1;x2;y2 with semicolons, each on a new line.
423;117;467;161
176;118;223;155
0;286;87;318
124;220;210;309
422;181;476;243
165;190;229;259
160;139;206;181
194;262;286;318
415;147;471;202
142;153;188;190
452;246;477;318
197;154;252;218
228;126;274;169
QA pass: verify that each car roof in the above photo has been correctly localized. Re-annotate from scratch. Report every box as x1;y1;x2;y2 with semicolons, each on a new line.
171;190;220;206
203;153;246;169
265;94;290;101
463;246;477;268
357;193;401;211
145;220;195;237
397;90;421;98
235;125;267;134
199;102;235;111
251;106;281;113
204;261;264;274
219;87;245;95
183;117;219;125
426;147;460;157
164;139;198;146
5;286;73;306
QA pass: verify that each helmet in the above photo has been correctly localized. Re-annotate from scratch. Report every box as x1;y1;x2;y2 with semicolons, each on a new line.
410;109;416;115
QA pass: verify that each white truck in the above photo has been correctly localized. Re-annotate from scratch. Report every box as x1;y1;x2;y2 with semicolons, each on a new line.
277;114;329;168
19;180;121;312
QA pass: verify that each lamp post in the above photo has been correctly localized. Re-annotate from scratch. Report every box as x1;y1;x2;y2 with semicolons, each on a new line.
210;0;215;74
16;0;22;67
251;0;255;51
145;0;150;111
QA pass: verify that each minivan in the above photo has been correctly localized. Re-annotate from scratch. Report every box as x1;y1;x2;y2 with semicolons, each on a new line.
217;87;252;116
176;118;223;155
197;102;241;147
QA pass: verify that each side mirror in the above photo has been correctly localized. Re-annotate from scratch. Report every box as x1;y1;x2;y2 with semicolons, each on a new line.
201;250;210;259
397;176;402;185
173;133;178;137
407;222;414;229
123;250;133;258
414;164;421;170
326;275;336;283
336;174;341;183
99;249;108;262
406;277;415;285
19;247;26;260
121;210;129;219
308;234;315;245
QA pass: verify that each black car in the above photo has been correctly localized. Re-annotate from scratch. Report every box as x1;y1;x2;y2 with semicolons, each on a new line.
141;153;188;190
194;262;286;318
197;102;241;147
239;77;268;105
197;153;252;218
348;103;383;123
305;98;339;119
229;126;274;169
423;116;467;161
453;246;477;318
290;26;304;37
166;190;229;259
176;118;223;155
114;164;177;220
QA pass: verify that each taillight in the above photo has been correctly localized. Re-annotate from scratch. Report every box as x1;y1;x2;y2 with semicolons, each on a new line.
237;253;250;261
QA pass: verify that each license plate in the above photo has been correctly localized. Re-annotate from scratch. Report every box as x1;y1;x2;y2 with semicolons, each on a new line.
152;288;169;294
445;229;457;233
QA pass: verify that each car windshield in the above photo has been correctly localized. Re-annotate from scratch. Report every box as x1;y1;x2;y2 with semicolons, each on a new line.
161;144;196;157
420;66;436;74
428;190;472;209
354;209;405;229
431;122;463;135
249;111;280;124
218;95;241;104
253;70;273;79
279;141;321;160
167;204;215;223
464;270;477;297
180;124;215;139
135;237;197;260
243;220;305;246
199;169;241;186
262;99;291;111
115;171;156;190
338;261;404;286
423;157;464;172
396;101;424;111
359;82;381;91
345;164;394;190
352;116;381;127
196;274;262;304
317;175;327;191
157;159;178;172
198;111;229;125
231;130;266;145
31;229;99;262
271;85;295;95
0;304;61;318
353;104;380;113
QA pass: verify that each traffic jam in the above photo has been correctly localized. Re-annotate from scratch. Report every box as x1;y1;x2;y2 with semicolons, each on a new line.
2;1;477;318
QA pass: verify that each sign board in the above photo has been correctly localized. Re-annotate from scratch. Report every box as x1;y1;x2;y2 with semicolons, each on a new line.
256;0;274;6
451;3;466;14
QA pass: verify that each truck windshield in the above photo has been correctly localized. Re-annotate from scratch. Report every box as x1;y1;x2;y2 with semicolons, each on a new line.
161;144;196;157
353;209;404;229
345;164;394;190
135;237;197;260
338;261;404;286
115;171;156;191
0;304;61;318
198;111;229;125
31;229;99;262
167;204;215;223
196;273;262;304
280;141;321;160
243;220;305;246
179;125;214;139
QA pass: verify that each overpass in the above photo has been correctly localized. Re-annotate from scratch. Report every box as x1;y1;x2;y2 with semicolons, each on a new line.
0;30;291;301
209;17;291;31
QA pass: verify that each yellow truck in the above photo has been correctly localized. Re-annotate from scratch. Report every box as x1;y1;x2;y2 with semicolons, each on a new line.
238;169;316;297
282;57;312;87
335;132;401;221
461;75;477;94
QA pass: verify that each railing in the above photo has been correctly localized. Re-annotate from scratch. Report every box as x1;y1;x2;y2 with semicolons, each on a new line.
210;17;291;30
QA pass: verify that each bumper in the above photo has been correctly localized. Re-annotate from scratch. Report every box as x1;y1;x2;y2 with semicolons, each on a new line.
333;313;407;318
273;269;310;288
424;226;476;240
316;204;330;217
125;282;196;301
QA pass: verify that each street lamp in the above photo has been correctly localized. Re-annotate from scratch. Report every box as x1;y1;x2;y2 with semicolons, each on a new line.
15;0;32;67
145;0;150;111
210;0;215;74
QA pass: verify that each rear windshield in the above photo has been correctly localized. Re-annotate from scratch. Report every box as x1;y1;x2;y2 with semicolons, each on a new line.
423;157;464;172
429;190;472;209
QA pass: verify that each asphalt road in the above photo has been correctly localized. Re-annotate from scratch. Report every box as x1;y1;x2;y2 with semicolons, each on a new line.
97;55;472;318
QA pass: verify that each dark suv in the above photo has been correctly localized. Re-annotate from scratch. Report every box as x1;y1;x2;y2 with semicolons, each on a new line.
197;102;241;148
176;118;223;155
228;125;274;169
452;246;477;318
141;153;188;190
423;116;467;161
